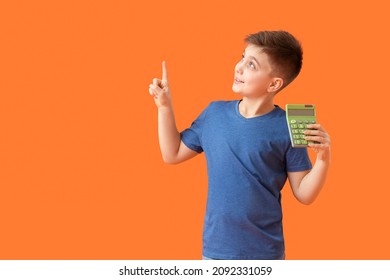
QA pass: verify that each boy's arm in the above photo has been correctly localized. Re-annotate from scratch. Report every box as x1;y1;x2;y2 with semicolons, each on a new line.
288;124;331;205
149;62;198;164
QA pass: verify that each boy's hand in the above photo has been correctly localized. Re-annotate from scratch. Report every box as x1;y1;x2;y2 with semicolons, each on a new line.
304;124;331;161
149;61;171;108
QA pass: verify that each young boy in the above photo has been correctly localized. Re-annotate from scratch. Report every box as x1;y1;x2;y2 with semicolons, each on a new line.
149;30;331;260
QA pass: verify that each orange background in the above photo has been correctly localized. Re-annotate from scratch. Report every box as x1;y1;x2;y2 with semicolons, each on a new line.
1;0;389;260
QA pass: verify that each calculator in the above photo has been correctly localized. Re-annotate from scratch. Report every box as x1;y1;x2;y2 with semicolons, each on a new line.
286;104;316;148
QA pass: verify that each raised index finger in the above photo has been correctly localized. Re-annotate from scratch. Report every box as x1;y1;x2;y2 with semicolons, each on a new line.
162;61;168;82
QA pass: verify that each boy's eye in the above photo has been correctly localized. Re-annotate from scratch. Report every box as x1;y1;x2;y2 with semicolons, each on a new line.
240;53;256;69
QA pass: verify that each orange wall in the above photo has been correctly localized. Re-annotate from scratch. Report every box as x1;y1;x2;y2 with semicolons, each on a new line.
1;0;389;259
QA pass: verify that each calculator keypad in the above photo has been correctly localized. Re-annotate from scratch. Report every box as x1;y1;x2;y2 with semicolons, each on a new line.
289;119;316;146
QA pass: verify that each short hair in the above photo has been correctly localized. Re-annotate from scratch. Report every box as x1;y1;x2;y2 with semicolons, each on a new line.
245;30;303;89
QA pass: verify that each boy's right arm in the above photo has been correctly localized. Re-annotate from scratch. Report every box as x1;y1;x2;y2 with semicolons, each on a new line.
149;61;198;164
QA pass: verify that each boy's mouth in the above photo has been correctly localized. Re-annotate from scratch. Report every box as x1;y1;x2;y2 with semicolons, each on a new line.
234;77;244;83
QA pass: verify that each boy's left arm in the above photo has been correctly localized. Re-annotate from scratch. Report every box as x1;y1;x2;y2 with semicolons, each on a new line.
288;124;331;205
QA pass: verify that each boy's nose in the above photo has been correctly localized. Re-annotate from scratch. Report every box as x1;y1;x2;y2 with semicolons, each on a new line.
235;62;243;74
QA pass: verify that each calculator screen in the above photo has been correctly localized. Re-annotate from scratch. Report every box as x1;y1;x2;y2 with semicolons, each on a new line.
288;109;315;116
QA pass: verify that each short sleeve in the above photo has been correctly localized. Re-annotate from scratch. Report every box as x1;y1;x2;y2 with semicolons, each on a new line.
180;104;211;153
285;145;312;172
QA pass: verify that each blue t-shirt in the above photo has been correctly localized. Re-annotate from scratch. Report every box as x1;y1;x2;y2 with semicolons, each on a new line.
180;100;312;260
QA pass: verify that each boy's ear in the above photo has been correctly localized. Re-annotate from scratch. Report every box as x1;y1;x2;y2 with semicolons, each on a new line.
267;78;284;94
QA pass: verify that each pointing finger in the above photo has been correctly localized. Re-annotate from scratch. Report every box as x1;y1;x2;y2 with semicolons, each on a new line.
162;61;168;82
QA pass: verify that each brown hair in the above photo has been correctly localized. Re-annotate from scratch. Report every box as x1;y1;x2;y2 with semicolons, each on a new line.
245;30;303;89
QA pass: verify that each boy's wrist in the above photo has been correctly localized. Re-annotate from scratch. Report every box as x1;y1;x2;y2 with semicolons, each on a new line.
316;149;331;163
158;104;174;113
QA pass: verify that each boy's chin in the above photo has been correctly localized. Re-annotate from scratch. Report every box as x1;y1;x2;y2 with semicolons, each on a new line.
232;86;243;95
232;89;248;98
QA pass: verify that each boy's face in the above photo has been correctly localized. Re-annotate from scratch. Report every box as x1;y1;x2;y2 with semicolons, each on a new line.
232;44;281;97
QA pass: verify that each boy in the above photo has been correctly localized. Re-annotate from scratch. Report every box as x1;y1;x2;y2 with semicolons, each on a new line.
149;30;331;260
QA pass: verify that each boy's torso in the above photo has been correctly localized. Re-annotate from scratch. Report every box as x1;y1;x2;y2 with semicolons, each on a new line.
181;100;311;259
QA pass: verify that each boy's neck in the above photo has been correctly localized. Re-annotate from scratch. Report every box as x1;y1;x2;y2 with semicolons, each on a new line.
238;97;275;118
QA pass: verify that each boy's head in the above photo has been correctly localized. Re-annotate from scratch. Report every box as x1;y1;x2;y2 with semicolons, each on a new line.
244;30;303;91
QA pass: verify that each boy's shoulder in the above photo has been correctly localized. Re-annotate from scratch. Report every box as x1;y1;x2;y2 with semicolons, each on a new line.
208;100;286;116
208;100;237;107
203;100;286;123
200;100;237;114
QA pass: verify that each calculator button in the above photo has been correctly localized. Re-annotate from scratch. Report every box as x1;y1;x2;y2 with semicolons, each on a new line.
291;124;298;128
298;124;304;128
304;120;309;124
294;140;301;145
290;120;297;124
311;120;316;124
301;140;308;145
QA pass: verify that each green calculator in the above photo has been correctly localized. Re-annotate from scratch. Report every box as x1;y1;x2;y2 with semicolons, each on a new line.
286;104;316;148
